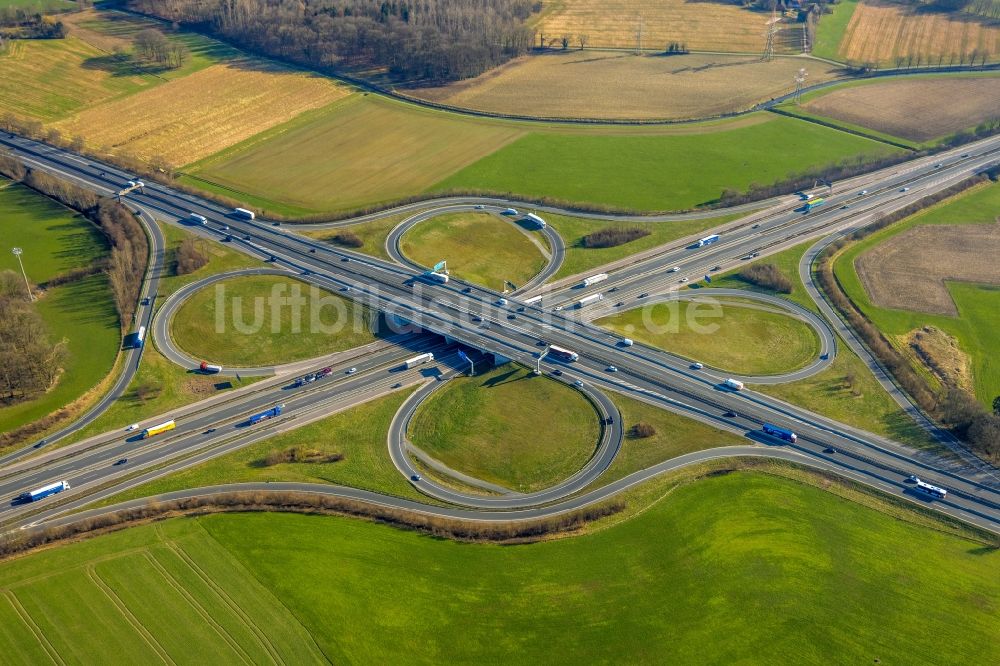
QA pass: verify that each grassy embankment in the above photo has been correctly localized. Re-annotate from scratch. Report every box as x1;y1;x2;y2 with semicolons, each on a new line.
184;94;902;217
832;182;1000;405
298;211;415;261
399;211;547;289
408;365;601;493
699;241;938;449
170;274;377;367
597;298;821;376
57;223;266;445
0;178;119;437
2;471;997;663
92;387;427;508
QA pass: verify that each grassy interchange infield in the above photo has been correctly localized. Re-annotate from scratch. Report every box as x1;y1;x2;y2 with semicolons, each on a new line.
408;365;602;493
700;241;937;450
0;178;119;442
170;274;377;368
597;298;821;376
832;182;1000;406
6;471;999;663
400;212;548;289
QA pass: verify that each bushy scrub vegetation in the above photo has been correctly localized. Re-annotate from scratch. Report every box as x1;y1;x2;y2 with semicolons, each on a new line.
739;263;793;294
580;226;650;248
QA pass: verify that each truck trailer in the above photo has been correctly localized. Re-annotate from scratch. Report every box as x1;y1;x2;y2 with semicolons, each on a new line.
232;207;255;220
723;378;744;391
576;293;604;308
200;361;223;374
141;420;176;439
581;273;609;287
404;353;434;369
524;213;547;229
249;404;284;425
16;480;70;503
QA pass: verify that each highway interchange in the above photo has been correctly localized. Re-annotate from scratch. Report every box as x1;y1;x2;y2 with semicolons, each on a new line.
2;130;1000;535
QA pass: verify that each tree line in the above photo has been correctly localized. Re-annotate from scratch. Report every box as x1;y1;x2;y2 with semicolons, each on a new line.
0;272;67;405
0;151;149;329
132;27;188;69
125;0;538;82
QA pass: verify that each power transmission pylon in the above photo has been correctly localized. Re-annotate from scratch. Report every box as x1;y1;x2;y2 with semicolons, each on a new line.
762;8;781;62
794;67;808;102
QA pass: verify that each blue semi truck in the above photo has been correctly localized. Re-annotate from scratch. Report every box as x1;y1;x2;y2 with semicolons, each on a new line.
248;404;284;425
16;480;71;503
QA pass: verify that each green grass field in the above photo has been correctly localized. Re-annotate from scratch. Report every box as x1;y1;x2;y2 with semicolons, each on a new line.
598;298;821;376
434;114;901;211
811;0;860;62
170;274;377;367
93;387;427;508
300;212;415;261
409;365;601;493
832;182;1000;405
400;212;547;289
0;178;119;440
5;471;997;663
545;211;742;282
1;0;77;11
589;394;745;487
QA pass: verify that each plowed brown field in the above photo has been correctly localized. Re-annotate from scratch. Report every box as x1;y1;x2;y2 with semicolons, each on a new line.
839;2;1000;64
856;221;1000;315
804;77;1000;142
411;52;841;120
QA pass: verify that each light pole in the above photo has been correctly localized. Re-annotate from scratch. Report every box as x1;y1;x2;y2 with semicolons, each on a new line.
11;247;34;301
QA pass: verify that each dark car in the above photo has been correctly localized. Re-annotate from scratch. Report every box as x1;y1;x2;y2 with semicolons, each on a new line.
204;428;216;434
114;458;128;466
507;314;516;320
723;411;737;418
141;297;150;306
341;256;350;262
410;474;421;482
639;293;649;299
616;301;625;307
309;248;316;253
711;265;721;271
552;369;563;377
463;286;473;294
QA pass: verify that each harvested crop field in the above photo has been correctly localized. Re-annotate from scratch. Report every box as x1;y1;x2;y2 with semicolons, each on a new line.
837;2;1000;64
410;52;842;120
804;76;1000;142
54;61;349;167
537;0;802;53
187;95;527;214
855;221;1000;315
0;37;157;121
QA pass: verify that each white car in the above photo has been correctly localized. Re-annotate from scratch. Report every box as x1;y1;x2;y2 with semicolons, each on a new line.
346;367;357;375
474;204;485;210
125;423;139;432
669;266;680;273
606;365;618;373
574;379;584;387
554;305;563;311
858;190;868;196
680;277;689;283
691;362;704;370
502;208;517;215
900;187;910;192
497;297;508;306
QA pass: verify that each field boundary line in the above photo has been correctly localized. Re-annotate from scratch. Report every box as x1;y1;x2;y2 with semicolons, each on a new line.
768;107;916;151
3;590;63;665
161;529;287;665
194;521;334;663
142;548;256;665
86;563;175;665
